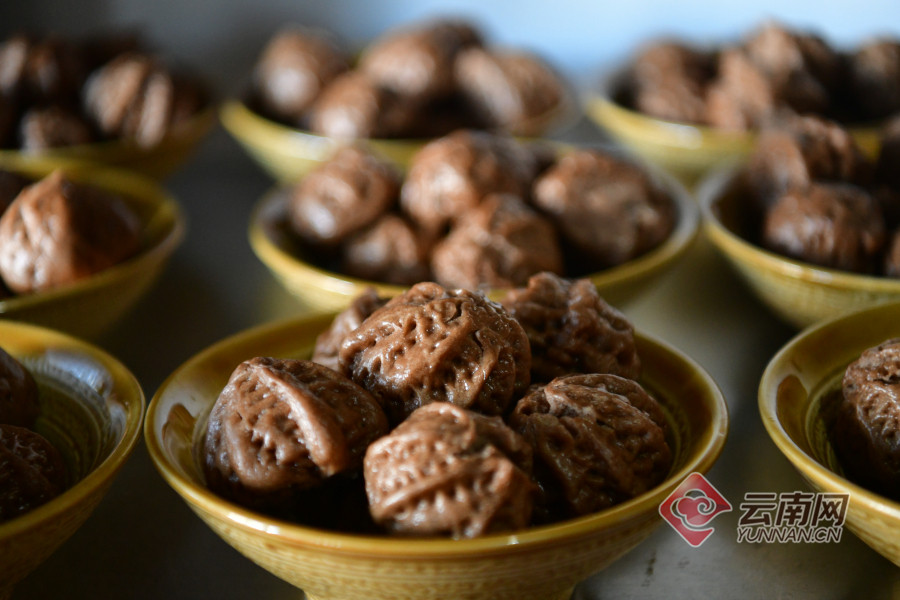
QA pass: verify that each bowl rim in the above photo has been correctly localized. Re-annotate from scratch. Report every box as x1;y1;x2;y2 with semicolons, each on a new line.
0;156;187;314
697;165;900;294
145;311;728;557
758;300;900;520
0;319;146;537
246;152;700;303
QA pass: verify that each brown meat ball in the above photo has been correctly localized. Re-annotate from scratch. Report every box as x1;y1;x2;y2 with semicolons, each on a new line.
0;345;39;428
833;339;900;498
455;47;564;135
628;41;713;124
359;19;481;103
0;170;142;294
307;71;416;139
287;146;400;246
312;288;389;372
705;48;781;131
532;149;675;267
509;373;671;521
0;33;85;105
430;193;562;289
849;39;900;120
18;105;94;151
400;129;537;235
762;182;885;273
364;402;533;538
251;27;349;124
340;213;432;285
338;282;531;424
501;272;640;383
203;357;389;511
0;423;67;522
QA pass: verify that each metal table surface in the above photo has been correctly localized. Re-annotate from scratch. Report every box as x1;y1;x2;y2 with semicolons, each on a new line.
11;123;900;600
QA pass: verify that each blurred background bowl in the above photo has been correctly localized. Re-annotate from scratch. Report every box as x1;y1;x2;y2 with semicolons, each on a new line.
0;106;217;180
584;77;882;185
145;311;728;600
698;166;900;329
248;158;699;312
0;320;144;599
759;300;900;566
0;155;185;338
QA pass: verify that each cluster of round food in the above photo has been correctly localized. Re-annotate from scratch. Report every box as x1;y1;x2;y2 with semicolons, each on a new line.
250;17;567;138
284;130;676;288
829;338;900;500
0;169;141;296
0;346;66;523
734;114;900;276
0;31;207;151
202;273;673;538
620;21;900;130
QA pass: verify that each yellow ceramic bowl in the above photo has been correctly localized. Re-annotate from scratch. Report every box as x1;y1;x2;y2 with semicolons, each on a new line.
0;155;185;338
0;106;216;179
248;162;699;312
0;320;144;600
759;301;900;566
221;99;577;184
145;312;728;600
584;79;881;184
698;167;900;329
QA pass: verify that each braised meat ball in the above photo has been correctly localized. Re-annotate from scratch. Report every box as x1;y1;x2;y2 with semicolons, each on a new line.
401;129;537;235
430;194;562;289
0;424;67;522
0;33;85;105
849;39;900;120
628;41;712;124
312;288;389;372
340;213;432;285
307;71;416;139
706;49;781;131
0;170;141;294
762;182;885;273
18;105;93;151
203;357;389;511
501;272;641;383
455;47;564;136
364;402;533;538
287;146;400;246
252;28;349;124
832;339;900;498
532;149;674;267
509;373;671;521
338;282;531;424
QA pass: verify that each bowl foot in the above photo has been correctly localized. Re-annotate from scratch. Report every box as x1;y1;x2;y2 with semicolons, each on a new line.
303;586;575;600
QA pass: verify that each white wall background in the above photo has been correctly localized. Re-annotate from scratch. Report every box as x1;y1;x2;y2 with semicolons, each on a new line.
3;0;900;96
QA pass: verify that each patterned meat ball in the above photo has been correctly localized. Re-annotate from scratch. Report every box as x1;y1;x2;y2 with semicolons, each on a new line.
430;194;562;289
251;27;349;124
338;282;531;424
203;357;389;511
364;402;534;538
0;424;67;523
307;71;416;138
287;146;400;246
401;129;538;235
532;149;675;267
312;288;389;372
509;373;671;521
762;182;885;273
0;171;141;294
455;47;565;135
833;339;900;499
340;213;432;285
501;272;641;383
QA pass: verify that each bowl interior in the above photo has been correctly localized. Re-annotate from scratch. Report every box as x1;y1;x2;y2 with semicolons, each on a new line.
0;320;144;589
145;311;727;598
248;157;699;312
0;155;185;337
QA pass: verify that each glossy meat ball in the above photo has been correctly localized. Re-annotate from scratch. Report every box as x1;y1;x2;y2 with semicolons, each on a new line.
312;288;389;372
307;71;416;138
340;213;432;285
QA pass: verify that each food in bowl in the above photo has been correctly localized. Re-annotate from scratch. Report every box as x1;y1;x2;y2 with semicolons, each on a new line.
0;168;141;295
615;21;900;131
200;273;673;538
0;31;208;153
247;17;567;138
280;130;677;289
